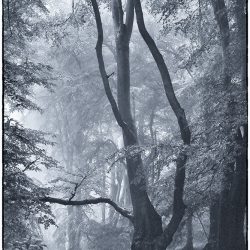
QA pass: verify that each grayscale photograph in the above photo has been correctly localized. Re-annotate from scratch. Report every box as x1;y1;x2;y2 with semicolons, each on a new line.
3;0;247;249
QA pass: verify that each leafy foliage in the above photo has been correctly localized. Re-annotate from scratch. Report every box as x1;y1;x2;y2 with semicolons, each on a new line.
3;0;58;248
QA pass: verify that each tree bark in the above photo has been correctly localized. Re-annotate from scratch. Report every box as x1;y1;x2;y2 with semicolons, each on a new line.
234;0;246;89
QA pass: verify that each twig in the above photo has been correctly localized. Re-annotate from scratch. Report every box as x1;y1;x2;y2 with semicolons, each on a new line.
68;175;87;201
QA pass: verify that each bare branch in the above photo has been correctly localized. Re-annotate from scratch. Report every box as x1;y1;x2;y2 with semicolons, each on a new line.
40;196;134;222
107;72;115;79
68;175;87;201
22;158;40;172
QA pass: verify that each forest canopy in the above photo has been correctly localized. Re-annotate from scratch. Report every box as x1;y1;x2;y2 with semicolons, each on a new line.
3;0;246;249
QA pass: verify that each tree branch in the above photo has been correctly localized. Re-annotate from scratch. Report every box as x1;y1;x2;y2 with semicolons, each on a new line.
107;72;115;79
40;196;134;222
22;158;40;172
68;175;86;201
133;0;191;247
133;0;191;145
157;150;187;248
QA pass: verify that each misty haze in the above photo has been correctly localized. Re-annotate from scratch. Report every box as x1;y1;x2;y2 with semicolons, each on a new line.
3;0;247;249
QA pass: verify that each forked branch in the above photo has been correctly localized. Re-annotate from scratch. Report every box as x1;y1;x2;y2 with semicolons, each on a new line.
90;0;135;139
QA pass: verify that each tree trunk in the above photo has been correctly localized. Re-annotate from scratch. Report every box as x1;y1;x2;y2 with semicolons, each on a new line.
115;24;163;250
227;126;247;249
234;0;246;89
109;167;118;223
183;213;194;250
203;196;220;250
67;207;81;250
217;128;246;250
211;0;246;249
102;165;106;224
210;1;231;249
91;0;189;248
228;0;247;246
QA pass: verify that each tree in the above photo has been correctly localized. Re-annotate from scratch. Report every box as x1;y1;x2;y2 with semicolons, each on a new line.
24;0;190;248
210;0;246;249
88;0;190;248
4;0;246;249
3;0;57;248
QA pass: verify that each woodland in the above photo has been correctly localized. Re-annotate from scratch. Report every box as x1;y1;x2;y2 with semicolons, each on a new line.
3;0;247;249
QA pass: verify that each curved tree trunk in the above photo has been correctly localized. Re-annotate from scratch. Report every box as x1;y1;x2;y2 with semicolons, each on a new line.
114;9;163;249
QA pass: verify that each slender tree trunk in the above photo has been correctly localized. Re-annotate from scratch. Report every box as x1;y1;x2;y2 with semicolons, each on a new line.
102;165;106;224
109;167;118;223
203;196;220;250
68;207;83;250
149;109;156;185
183;213;194;250
67;207;82;250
